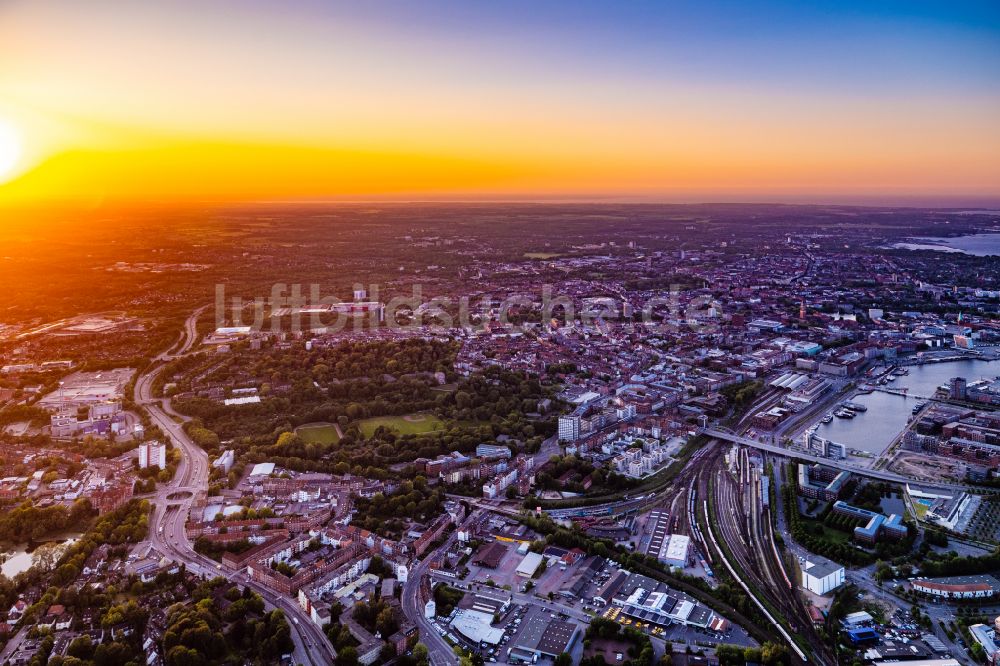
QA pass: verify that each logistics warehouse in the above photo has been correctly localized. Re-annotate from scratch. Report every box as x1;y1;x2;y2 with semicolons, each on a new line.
593;570;728;632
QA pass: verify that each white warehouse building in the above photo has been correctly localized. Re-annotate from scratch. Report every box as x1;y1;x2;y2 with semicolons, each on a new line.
660;534;690;569
802;559;845;596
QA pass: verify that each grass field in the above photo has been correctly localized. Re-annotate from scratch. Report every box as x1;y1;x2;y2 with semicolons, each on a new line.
357;413;446;438
524;252;562;259
800;517;853;545
295;422;341;445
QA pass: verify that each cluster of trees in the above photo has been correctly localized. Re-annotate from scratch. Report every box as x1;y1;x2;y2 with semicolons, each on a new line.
269;560;297;577
923;530;949;547
155;352;213;397
545;362;577;376
186;423;221;451
873;560;914;584
352;478;442;538
582;617;654;665
44;632;142;666
919;546;1000;577
444;368;550;429
711;581;757;620
720;380;764;407
322;602;359;657
0;404;52;427
266;430;330;462
715;642;789;666
175;343;554;483
357;478;441;519
213;506;275;521
432;584;464;617
193;537;254;561
0;498;95;543
234;338;458;386
535;455;595;491
850;482;897;513
352;597;400;638
44;500;149;590
397;643;430;666
102;599;147;631
163;581;293;665
535;454;640;495
822;509;866;532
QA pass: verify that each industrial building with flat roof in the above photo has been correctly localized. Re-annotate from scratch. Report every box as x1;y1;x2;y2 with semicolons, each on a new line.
802;558;845;596
599;571;727;632
515;552;544;578
450;609;505;646
661;534;691;569
511;607;580;659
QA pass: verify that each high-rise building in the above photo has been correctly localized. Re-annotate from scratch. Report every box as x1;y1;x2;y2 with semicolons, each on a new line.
558;415;581;441
950;377;968;401
139;442;167;469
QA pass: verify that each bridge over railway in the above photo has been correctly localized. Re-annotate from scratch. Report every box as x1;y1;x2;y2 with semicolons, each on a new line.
698;427;967;491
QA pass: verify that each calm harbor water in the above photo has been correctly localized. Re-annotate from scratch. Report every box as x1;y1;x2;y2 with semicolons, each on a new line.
814;358;998;455
894;232;1000;257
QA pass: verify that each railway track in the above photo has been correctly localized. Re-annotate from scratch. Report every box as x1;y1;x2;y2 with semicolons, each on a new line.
639;444;722;564
704;445;835;665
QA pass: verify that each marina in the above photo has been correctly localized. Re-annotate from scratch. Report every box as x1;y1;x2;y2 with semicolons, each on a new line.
813;358;998;456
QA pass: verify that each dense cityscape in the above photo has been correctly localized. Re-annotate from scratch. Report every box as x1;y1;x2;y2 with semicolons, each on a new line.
2;1;999;665
0;205;998;666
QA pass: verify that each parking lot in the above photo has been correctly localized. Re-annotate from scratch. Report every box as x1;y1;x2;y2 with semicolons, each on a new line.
465;542;528;590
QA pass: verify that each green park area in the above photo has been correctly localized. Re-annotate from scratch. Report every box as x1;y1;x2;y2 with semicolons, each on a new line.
295;422;341;445
357;412;446;438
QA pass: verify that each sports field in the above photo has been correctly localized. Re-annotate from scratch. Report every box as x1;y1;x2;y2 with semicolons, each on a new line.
357;412;445;438
295;422;341;445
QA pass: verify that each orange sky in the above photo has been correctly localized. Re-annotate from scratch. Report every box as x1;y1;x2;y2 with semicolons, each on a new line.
1;1;998;205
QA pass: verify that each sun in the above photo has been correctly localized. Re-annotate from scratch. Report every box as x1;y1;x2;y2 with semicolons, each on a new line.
0;119;23;183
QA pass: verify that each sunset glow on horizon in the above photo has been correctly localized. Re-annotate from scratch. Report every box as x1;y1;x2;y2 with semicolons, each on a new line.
1;0;999;206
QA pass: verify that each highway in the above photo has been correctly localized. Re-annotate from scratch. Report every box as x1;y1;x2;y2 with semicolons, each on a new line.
136;308;336;666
